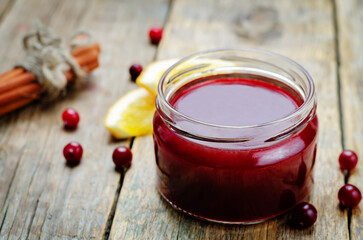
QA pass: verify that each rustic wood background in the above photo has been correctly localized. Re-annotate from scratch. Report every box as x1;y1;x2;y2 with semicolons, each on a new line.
0;0;362;239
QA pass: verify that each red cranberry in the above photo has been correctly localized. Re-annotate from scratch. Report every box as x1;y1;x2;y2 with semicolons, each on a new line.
112;146;132;168
338;184;362;208
339;150;358;171
129;64;143;82
290;202;317;228
63;142;83;165
62;108;80;129
149;27;163;45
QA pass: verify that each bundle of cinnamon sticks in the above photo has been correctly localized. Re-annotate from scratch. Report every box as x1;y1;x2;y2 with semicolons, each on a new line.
0;42;100;116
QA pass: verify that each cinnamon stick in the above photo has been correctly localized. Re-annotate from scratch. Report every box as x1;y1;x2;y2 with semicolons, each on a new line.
0;83;42;106
64;60;99;81
0;98;35;116
65;59;99;81
0;68;24;83
0;72;36;94
74;49;99;66
71;42;100;57
82;61;99;72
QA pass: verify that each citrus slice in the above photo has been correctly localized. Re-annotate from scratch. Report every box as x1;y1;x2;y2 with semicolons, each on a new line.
136;59;179;95
136;58;238;95
104;87;156;139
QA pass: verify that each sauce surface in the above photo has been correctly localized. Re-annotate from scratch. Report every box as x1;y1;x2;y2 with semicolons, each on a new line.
171;78;300;126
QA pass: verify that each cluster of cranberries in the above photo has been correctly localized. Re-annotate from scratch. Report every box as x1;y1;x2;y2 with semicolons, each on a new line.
62;108;133;168
337;150;361;209
63;27;162;166
128;27;163;82
289;149;361;229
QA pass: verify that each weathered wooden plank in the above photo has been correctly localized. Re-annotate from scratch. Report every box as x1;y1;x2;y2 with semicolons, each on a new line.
336;0;363;239
0;0;14;24
0;0;169;239
109;135;181;240
111;0;348;239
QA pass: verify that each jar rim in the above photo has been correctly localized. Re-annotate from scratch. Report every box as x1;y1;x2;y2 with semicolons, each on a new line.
157;47;316;131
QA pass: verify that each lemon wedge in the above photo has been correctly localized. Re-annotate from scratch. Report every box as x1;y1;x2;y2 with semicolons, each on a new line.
136;59;179;95
104;87;156;139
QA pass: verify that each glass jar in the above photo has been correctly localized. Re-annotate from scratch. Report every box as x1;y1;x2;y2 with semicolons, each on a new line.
153;48;318;224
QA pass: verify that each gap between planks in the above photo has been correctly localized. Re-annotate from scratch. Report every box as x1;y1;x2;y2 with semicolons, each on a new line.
101;0;175;239
332;0;352;239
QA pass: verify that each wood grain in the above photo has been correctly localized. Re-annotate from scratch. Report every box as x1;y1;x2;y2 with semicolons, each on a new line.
0;0;169;239
0;0;359;239
110;0;348;239
336;0;363;239
0;0;14;24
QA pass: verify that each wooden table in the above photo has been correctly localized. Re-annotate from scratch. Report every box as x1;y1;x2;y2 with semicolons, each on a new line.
0;0;362;239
